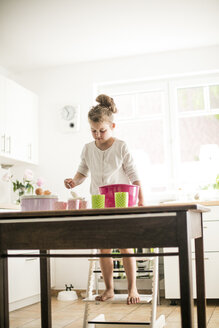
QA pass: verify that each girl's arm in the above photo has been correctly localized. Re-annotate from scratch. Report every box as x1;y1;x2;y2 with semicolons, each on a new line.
133;180;144;206
64;172;87;189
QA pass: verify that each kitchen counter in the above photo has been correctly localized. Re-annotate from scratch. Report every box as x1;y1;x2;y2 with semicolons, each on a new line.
161;200;219;206
192;200;219;206
1;200;218;210
0;204;209;328
0;203;20;210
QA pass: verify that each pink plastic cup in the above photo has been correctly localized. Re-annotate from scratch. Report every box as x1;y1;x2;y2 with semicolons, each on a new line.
79;199;88;209
68;199;80;210
54;201;67;210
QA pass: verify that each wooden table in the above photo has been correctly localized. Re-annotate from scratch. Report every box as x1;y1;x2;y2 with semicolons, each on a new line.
0;204;209;328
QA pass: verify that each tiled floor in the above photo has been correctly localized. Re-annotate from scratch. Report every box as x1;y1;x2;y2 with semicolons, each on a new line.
9;297;219;328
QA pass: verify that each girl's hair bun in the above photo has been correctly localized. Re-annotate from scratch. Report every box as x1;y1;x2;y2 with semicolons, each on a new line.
96;94;117;113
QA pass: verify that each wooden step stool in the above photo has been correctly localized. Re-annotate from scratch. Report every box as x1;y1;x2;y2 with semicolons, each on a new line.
83;249;165;328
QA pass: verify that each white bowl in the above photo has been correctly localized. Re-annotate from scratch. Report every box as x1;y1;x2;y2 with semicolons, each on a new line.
57;290;78;301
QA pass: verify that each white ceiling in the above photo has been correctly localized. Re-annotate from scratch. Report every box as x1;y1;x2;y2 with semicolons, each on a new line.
0;0;219;72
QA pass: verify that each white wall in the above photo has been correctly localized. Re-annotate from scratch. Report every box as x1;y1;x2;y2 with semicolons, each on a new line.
10;45;219;289
13;45;219;201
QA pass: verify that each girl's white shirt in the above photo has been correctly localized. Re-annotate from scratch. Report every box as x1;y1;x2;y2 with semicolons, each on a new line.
77;138;139;195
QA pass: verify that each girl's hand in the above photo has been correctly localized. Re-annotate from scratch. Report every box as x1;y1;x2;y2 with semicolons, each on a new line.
138;200;144;206
64;178;75;189
138;195;145;206
132;181;144;207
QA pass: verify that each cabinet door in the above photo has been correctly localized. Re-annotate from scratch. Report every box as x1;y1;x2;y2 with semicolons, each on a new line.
191;220;219;252
191;253;219;298
1;77;39;164
203;206;219;221
8;252;40;303
203;221;219;251
164;248;219;299
23;89;39;164
5;78;26;161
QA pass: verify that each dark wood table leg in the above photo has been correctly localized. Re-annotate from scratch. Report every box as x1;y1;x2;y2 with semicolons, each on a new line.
195;214;207;328
177;212;194;328
0;251;9;328
40;250;51;328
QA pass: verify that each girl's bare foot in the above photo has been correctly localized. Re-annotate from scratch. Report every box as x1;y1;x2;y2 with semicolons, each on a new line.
95;289;114;302
127;289;140;305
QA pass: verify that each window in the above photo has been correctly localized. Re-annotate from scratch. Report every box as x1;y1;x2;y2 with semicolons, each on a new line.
96;74;219;200
171;77;219;193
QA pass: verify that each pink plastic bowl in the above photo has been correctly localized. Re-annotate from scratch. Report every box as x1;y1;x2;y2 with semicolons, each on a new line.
99;184;139;208
21;195;58;211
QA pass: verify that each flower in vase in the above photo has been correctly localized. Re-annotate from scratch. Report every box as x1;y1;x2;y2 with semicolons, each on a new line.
36;177;44;187
1;169;45;204
23;169;34;181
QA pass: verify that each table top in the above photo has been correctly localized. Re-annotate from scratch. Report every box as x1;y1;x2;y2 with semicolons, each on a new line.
0;203;208;250
0;203;209;222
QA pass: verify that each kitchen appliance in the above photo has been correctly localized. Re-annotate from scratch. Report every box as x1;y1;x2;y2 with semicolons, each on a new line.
21;195;58;211
99;184;139;208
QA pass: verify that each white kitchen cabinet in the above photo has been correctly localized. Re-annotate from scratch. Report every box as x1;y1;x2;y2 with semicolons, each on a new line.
16;83;39;164
164;205;219;299
7;253;56;311
8;250;40;311
197;253;219;298
0;208;41;311
0;74;39;164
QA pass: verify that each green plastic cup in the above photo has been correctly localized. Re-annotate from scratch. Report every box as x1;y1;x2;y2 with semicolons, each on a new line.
114;192;129;208
91;194;105;209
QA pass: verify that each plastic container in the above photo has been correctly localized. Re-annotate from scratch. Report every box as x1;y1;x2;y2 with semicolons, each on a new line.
91;194;105;209
68;199;80;210
79;199;88;209
115;192;129;208
21;195;58;211
54;201;67;210
99;184;139;208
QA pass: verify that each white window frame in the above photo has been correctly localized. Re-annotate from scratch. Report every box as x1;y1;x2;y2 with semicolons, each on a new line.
169;74;219;188
94;71;219;199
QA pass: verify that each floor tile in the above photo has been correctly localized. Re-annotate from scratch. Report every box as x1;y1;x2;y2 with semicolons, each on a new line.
9;296;219;327
10;310;40;320
9;318;38;328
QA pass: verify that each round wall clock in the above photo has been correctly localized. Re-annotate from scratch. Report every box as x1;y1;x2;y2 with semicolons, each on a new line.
61;105;76;121
59;105;80;133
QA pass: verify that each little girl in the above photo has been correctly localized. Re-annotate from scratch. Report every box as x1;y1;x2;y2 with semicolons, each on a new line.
64;94;144;304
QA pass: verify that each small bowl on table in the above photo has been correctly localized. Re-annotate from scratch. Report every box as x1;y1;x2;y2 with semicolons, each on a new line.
21;195;58;211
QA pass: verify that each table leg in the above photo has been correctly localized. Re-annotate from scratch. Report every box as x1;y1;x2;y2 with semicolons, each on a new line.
40;250;51;328
0;251;9;328
195;215;207;328
177;212;194;328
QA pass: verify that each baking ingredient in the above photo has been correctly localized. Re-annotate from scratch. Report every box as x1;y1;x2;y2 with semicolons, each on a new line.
44;190;51;195
35;188;43;195
70;190;79;199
